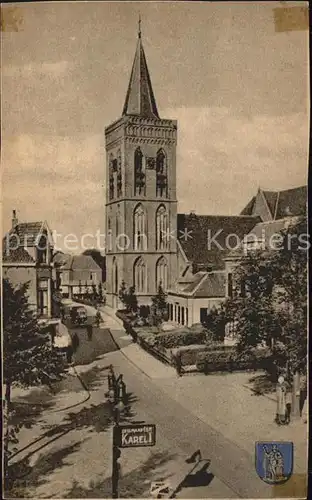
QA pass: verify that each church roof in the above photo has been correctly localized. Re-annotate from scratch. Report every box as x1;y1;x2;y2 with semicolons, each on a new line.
177;214;260;270
122;31;159;119
240;185;307;220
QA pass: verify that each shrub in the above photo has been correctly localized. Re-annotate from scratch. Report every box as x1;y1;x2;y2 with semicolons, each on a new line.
139;305;150;319
171;345;217;366
196;347;270;374
154;329;207;349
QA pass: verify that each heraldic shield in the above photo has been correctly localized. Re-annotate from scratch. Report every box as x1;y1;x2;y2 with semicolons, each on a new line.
255;442;293;484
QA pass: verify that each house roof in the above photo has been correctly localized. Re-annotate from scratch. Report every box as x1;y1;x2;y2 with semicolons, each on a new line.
62;254;101;271
5;221;52;247
2;247;35;263
195;272;226;298
175;271;226;298
177;214;260;270
226;218;296;258
240;186;307;220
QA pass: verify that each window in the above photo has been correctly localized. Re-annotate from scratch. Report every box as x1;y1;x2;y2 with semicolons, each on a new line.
117;150;122;197
109;154;114;200
156;149;168;197
116;206;121;237
156;205;168;250
185;307;188;326
156;256;168;291
133;256;146;293
37;279;48;316
134;147;145;196
178;306;181;324
133;204;147;250
181;307;185;325
170;303;173;321
200;308;208;324
112;257;118;294
36;234;48;264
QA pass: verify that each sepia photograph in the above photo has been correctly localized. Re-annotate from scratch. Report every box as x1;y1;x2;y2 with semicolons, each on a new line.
1;1;309;499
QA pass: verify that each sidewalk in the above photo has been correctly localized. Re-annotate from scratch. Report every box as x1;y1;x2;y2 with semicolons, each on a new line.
155;373;308;474
121;344;177;379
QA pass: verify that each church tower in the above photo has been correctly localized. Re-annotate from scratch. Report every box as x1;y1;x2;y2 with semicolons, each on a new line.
105;22;178;308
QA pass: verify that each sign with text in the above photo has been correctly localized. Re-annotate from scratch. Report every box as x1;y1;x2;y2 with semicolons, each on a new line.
115;424;156;448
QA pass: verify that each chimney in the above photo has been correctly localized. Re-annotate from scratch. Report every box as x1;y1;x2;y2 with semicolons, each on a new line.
12;209;18;229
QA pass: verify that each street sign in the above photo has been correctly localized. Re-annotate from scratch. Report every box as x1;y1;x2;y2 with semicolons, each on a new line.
115;424;156;448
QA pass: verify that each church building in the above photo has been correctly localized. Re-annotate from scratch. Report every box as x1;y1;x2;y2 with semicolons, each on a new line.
105;25;178;308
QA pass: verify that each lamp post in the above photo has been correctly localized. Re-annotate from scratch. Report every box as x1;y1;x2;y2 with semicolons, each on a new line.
107;366;126;499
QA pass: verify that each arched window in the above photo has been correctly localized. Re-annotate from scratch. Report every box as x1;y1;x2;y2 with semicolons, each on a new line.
112;257;118;295
133;256;146;293
133;204;147;250
156;149;167;197
156;256;168;291
116;205;121;238
156;205;168;250
134;147;145;196
117;149;122;197
109;154;114;200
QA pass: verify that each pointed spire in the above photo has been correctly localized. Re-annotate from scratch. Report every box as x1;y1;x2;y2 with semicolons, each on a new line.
122;21;159;119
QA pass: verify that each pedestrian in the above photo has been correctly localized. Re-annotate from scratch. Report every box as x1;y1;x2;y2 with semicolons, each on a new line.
66;345;73;364
275;375;287;425
87;324;93;341
72;332;80;352
285;378;292;424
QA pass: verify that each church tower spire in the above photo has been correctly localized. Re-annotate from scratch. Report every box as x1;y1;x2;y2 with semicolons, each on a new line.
122;19;159;119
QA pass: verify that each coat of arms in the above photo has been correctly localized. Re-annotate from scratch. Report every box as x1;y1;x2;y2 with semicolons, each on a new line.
255;441;293;484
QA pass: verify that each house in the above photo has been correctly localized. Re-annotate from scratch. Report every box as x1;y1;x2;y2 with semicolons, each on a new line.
56;254;102;299
2;210;55;318
167;214;260;326
223;186;307;342
240;186;307;222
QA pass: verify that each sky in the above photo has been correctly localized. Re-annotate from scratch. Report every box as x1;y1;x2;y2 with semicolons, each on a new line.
2;1;309;253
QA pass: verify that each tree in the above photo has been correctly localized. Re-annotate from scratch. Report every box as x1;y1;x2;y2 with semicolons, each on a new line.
2;279;67;478
91;283;98;301
98;282;104;303
118;281;138;314
150;284;168;325
223;216;308;377
202;304;226;342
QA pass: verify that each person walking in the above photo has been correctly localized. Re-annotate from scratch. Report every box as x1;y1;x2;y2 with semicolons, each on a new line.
72;332;80;353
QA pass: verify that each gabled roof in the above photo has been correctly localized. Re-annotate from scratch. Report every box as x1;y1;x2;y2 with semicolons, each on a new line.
173;271;226;298
2;247;35;263
6;220;52;247
122;33;159;119
195;272;226;298
177;214;260;270
275;186;307;219
240;186;307;220
62;254;101;271
226;218;297;259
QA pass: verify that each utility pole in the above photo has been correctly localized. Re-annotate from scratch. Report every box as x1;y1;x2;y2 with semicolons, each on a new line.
107;365;126;499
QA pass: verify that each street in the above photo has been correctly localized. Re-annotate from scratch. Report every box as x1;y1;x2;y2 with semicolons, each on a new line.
8;307;307;499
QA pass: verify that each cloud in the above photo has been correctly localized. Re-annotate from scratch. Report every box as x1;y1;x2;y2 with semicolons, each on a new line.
163;106;308;214
2;60;72;78
2;106;308;251
2;134;105;252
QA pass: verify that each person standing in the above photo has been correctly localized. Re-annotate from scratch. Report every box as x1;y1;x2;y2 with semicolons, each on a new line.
276;375;287;425
285;378;292;424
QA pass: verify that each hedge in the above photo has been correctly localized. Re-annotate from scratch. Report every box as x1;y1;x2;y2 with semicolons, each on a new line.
153;329;207;349
171;344;225;367
196;347;271;373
